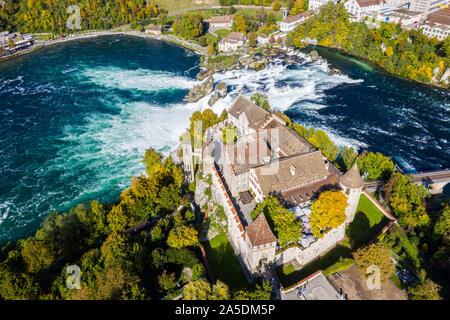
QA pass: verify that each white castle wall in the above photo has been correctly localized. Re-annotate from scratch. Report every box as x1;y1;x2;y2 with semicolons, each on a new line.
274;224;346;268
210;164;253;279
341;184;362;225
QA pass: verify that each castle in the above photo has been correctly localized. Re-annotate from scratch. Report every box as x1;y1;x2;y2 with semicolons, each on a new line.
183;95;363;280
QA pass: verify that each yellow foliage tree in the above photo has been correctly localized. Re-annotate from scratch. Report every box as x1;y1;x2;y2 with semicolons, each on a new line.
183;279;229;300
290;0;305;15
272;0;281;11
352;242;395;284
234;15;248;33
167;225;198;249
309;190;348;238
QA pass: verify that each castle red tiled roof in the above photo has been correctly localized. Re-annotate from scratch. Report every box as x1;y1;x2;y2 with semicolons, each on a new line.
246;213;277;246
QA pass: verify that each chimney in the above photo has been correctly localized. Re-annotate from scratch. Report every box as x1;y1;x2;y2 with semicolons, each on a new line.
290;164;296;176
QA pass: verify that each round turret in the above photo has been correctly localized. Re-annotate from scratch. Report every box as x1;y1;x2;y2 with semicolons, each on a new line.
339;163;364;189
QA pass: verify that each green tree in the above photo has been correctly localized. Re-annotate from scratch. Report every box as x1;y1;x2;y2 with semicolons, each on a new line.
383;173;430;229
0;268;40;300
234;280;272;300
21;240;55;273
357;152;395;181
192;263;206;281
251;196;302;247
250;92;271;111
338;146;358;171
265;12;276;26
433;204;450;240
248;31;257;47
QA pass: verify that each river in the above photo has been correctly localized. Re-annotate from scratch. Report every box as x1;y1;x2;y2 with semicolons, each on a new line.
0;35;448;243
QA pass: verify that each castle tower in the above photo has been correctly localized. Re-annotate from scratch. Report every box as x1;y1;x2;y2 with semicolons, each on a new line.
246;213;278;272
339;163;364;224
181;140;194;183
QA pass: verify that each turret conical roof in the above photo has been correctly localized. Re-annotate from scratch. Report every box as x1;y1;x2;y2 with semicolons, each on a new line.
339;162;364;189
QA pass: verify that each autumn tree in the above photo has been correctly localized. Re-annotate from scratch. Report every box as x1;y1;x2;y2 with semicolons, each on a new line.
269;33;275;43
94;265;145;300
248;31;257;47
290;0;305;15
309;191;348;238
408;279;442;300
167;226;199;249
272;1;281;11
222;125;237;145
352;242;395;284
206;44;216;55
234;15;248;33
183;279;230;300
158;270;177;293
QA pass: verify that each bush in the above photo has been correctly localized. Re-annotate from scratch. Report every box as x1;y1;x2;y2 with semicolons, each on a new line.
165;248;200;268
323;258;354;276
192;263;206;281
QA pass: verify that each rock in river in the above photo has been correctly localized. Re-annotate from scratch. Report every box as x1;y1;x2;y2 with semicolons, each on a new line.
184;75;214;103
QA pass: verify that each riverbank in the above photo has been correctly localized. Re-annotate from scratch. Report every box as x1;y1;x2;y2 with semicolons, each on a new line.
0;30;206;64
300;38;450;90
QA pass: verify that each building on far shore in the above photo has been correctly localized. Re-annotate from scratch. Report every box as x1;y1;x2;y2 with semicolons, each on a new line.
207;15;234;29
145;24;162;35
0;31;34;56
280;11;312;32
369;8;422;26
418;7;450;40
410;0;449;19
218;32;246;52
257;33;269;45
308;0;339;12
344;0;385;22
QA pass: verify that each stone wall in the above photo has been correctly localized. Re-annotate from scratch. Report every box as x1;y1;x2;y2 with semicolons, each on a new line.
210;164;253;279
274;224;346;267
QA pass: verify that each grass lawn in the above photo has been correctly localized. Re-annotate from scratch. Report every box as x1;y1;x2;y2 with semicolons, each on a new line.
277;245;353;288
165;6;284;21
215;29;230;38
202;231;249;291
155;0;219;14
346;193;390;248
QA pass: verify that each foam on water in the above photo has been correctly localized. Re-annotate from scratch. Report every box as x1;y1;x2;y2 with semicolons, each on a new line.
80;66;198;92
